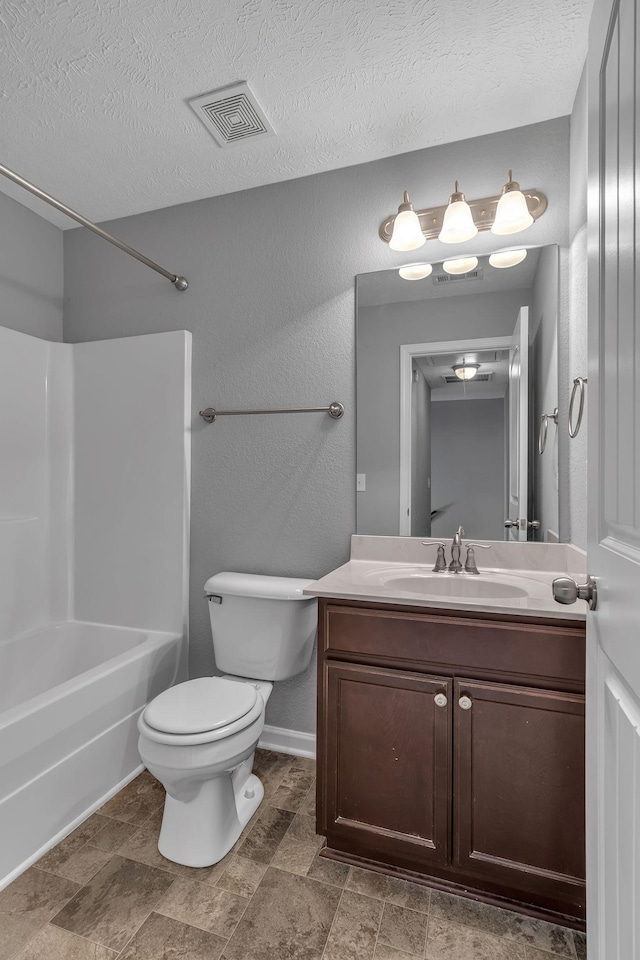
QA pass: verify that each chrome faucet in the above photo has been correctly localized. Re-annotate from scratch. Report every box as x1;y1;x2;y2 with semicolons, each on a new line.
464;542;492;575
449;526;464;573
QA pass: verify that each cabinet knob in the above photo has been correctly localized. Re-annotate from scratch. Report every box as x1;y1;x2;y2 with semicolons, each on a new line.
434;693;448;708
459;696;472;710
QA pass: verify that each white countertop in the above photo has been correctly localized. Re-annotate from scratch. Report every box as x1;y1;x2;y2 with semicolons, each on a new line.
304;536;588;622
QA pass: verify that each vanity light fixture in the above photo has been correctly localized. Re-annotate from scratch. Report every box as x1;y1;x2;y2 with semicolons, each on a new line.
453;359;480;381
443;256;478;275
489;248;528;269
491;171;534;235
438;181;478;244
379;174;546;247
398;262;433;280
388;192;426;251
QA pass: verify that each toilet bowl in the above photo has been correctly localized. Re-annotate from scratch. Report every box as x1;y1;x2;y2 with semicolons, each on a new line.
137;572;316;867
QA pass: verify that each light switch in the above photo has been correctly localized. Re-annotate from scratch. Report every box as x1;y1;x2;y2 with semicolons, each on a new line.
356;474;366;492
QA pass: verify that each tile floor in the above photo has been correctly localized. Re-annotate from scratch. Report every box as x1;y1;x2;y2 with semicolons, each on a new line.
0;750;587;960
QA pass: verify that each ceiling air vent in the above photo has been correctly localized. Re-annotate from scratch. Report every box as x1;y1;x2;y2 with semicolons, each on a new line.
188;82;275;148
433;269;483;284
442;372;494;384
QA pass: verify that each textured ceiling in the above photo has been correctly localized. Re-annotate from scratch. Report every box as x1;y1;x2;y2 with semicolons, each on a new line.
0;0;592;228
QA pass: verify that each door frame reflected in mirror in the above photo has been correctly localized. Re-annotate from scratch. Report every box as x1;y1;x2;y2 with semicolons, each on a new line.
399;334;514;536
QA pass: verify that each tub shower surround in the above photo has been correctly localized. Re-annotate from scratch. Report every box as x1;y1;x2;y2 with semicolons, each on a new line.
0;326;191;889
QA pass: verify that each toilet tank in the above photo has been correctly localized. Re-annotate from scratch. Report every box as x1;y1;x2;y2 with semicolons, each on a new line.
204;572;317;681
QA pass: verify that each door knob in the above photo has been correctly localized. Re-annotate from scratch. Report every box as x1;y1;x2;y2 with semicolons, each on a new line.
504;519;518;528
459;696;472;710
434;693;448;708
504;519;540;529
552;575;598;611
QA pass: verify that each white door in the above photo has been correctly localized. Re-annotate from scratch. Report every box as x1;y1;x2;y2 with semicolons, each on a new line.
586;0;640;956
506;307;529;541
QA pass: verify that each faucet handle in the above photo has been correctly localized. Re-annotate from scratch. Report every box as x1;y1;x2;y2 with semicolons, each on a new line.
421;541;447;573
464;542;491;575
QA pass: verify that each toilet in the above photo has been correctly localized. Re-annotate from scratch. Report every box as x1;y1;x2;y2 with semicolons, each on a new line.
137;572;317;867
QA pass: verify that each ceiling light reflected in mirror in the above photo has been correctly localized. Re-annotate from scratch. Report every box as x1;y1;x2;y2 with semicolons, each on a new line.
398;262;433;281
489;248;528;269
443;256;478;275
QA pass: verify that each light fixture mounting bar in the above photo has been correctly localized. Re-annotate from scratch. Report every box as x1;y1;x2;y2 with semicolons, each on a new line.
0;162;188;291
379;189;547;244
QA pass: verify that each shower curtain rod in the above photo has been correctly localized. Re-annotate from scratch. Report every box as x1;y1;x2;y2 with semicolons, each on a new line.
0;162;188;292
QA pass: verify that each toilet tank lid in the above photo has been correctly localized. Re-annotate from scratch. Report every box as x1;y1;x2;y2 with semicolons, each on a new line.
204;572;316;601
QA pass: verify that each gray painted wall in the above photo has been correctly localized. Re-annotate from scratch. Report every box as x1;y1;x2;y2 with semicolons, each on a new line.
530;245;560;540
63;117;571;735
356;289;531;536
431;399;506;542
0;191;63;341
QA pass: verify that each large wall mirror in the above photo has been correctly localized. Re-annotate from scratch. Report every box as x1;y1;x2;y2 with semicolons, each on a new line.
356;245;560;542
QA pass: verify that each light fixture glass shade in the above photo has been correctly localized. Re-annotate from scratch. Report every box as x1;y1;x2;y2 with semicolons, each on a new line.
453;361;480;381
489;248;528;269
491;172;534;235
389;191;426;250
438;182;478;243
442;256;478;275
398;262;433;280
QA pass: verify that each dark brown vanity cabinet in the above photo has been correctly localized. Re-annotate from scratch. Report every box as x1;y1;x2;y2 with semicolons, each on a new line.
316;599;586;926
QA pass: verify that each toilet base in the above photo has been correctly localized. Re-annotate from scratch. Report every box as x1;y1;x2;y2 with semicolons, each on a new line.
157;771;264;868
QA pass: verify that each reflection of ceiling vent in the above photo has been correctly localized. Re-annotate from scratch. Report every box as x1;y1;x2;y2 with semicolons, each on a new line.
433;269;482;284
188;82;275;148
442;372;494;384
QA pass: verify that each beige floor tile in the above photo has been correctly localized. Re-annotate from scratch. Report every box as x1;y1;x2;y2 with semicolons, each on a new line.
286;812;325;848
236;805;295;864
222;867;341;960
98;773;165;826
429;890;518;937
12;924;117;959
117;822;183;876
89;819;138;853
50;855;173;952
155;876;247;938
374;945;417;959
500;914;579;957
306;852;350;888
573;931;587;960
378;903;428;957
298;782;317;818
49;847;113;886
271;836;319;876
36;816;106;875
323;889;383;960
0;867;80;960
426;917;526;960
117;912;227;960
253;753;293;799
346;867;431;914
216;855;267;898
0;868;81;960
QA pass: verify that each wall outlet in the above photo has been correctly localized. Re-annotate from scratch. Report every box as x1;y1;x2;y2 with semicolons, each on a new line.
356;474;366;492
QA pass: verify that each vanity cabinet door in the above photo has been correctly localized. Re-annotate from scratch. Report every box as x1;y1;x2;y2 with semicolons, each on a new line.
322;661;451;868
453;678;586;917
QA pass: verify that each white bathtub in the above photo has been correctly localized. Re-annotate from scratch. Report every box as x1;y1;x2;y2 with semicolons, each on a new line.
0;620;185;888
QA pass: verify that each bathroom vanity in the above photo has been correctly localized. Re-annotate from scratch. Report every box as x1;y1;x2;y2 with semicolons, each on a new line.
307;537;587;928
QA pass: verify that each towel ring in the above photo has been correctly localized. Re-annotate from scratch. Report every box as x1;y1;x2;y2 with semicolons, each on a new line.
569;377;588;438
538;407;559;454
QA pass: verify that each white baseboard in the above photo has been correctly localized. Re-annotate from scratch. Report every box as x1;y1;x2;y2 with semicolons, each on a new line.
258;724;316;760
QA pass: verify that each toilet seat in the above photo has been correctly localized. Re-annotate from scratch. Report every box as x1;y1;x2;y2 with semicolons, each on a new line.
144;677;258;735
139;677;264;747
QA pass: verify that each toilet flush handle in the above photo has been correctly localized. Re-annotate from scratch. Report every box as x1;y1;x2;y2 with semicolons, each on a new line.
208;595;223;604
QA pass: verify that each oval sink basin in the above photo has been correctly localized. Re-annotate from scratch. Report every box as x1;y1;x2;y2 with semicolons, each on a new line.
382;576;529;600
